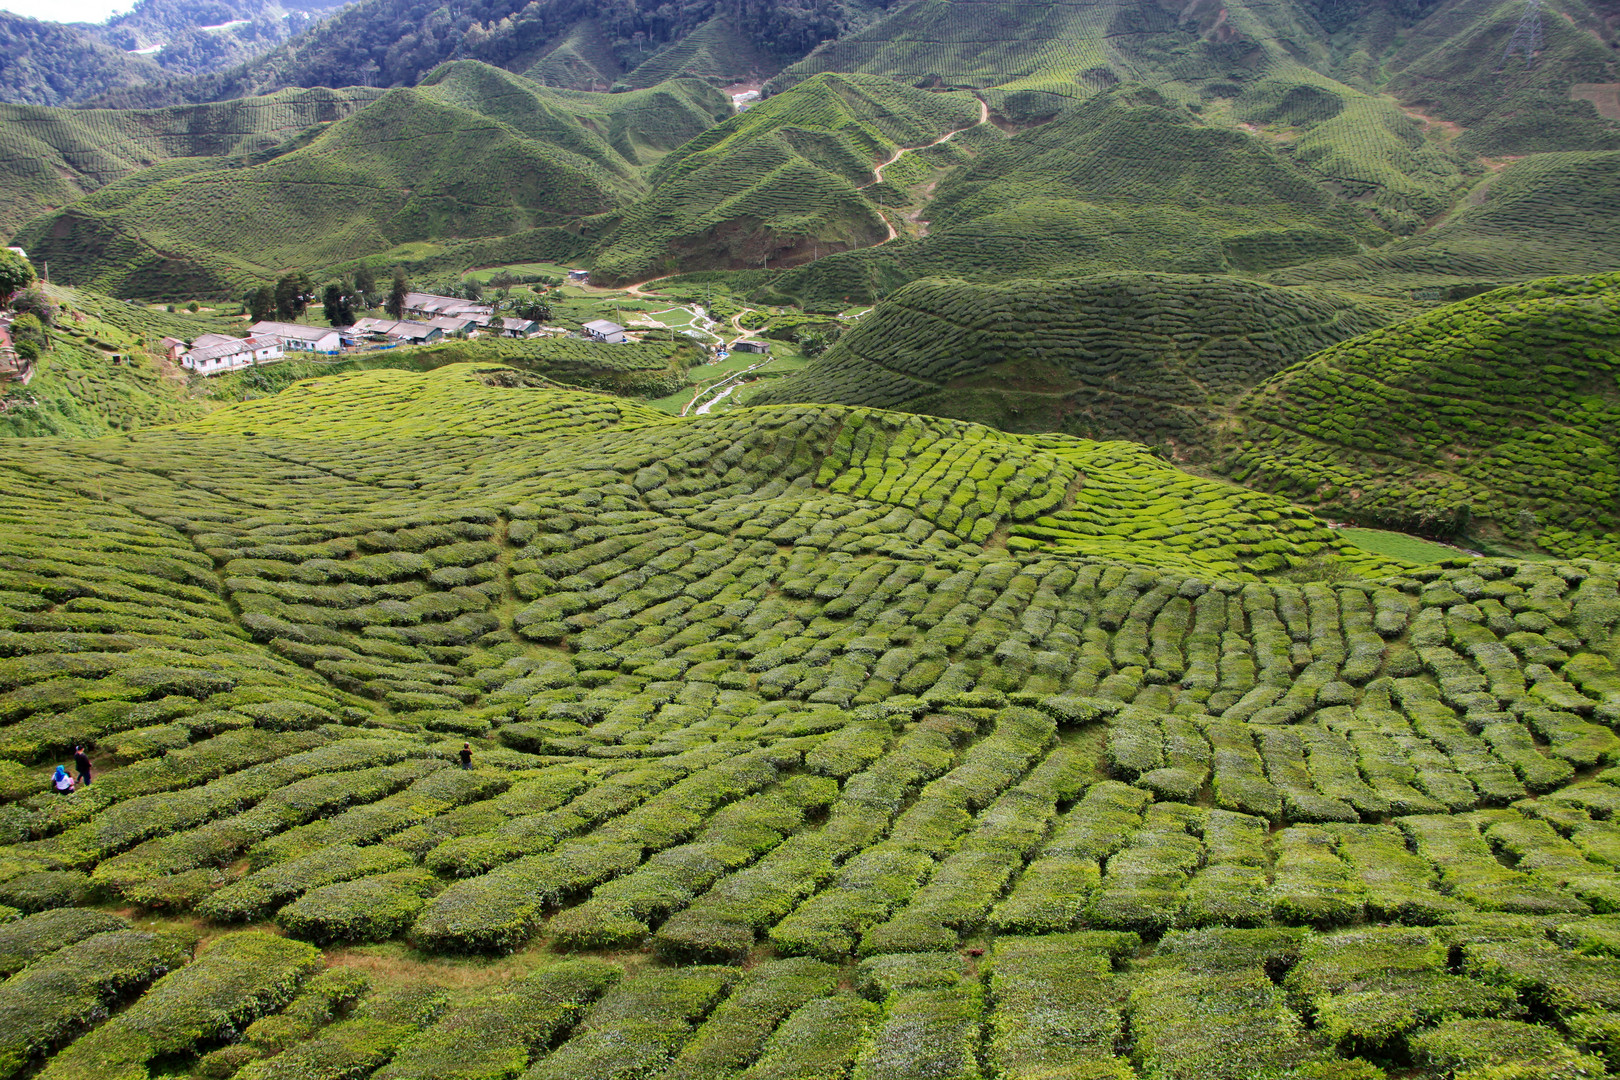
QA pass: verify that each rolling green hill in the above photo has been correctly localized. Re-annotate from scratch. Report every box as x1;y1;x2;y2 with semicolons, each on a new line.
1270;150;1620;299
621;14;788;89
0;86;386;239
769;0;1619;154
12;63;728;299
759;84;1403;307
514;18;626;89
1218;272;1620;560
749;273;1397;448
590;73;981;285
1383;0;1620;156
5;363;1620;1079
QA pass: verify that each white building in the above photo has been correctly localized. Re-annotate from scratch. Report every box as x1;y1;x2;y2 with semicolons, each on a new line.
248;322;342;352
582;319;628;344
182;335;283;375
425;315;480;336
467;314;537;337
403;292;493;320
349;317;441;344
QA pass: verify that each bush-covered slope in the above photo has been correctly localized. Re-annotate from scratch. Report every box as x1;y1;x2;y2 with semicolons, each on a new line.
770;0;1618;155
0;87;385;239
514;18;626;89
1383;0;1620;156
590;73;981;285
1270;150;1620;299
750;273;1395;449
0;286;249;437
760;85;1397;306
621;13;788;88
1219;272;1620;559
5;363;1620;1078
14;63;727;298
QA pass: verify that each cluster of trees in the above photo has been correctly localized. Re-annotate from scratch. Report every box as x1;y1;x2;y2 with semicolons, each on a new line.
245;267;404;326
239;266;555;330
0;13;160;107
796;324;842;357
0;0;316;108
247;272;317;323
79;0;888;108
0;250;51;363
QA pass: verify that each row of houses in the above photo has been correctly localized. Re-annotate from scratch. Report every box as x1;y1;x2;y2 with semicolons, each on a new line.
350;314;538;344
169;310;548;376
164;323;344;374
402;292;491;320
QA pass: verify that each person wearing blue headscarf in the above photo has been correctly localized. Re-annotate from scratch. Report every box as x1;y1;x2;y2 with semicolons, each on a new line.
52;765;74;795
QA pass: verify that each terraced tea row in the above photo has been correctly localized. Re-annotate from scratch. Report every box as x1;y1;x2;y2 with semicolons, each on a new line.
3;367;1620;1077
1220;272;1620;559
590;74;981;285
751;272;1392;451
14;64;729;298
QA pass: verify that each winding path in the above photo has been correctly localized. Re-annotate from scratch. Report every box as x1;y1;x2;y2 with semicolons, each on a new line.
862;98;991;243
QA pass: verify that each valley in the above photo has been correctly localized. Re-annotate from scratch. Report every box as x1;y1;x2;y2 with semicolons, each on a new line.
0;0;1618;1076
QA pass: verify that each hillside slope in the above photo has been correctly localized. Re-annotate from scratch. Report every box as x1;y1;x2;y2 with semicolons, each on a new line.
1270;151;1620;298
14;63;728;298
750;273;1395;450
4;363;1620;1080
0;0;343;107
591;73;981;285
772;0;1619;154
0;86;385;238
77;0;879;108
1218;272;1620;559
761;85;1399;306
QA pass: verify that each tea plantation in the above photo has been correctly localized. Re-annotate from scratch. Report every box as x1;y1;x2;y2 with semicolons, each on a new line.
589;74;982;286
749;272;1396;450
0;86;387;238
3;362;1620;1078
1219;271;1620;561
12;64;730;299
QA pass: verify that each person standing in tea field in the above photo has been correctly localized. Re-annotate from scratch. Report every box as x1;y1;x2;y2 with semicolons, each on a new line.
460;742;472;770
73;745;91;786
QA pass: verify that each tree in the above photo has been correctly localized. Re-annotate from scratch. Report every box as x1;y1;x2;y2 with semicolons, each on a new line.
11;312;46;359
463;278;483;302
353;265;376;307
11;287;55;326
385;271;408;319
798;331;830;357
274;272;313;320
248;285;274;323
516;298;551;323
487;315;504;334
321;283;357;327
0;249;36;303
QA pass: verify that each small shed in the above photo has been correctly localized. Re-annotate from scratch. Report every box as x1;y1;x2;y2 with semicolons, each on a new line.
249;322;342;353
734;341;770;354
582;319;628;344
